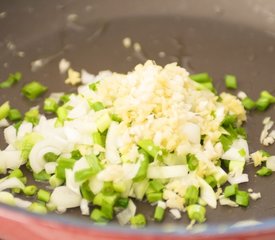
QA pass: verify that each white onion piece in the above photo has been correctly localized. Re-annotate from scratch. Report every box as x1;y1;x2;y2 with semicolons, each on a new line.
29;139;64;173
105;122;121;164
4;126;17;145
0;119;9;127
17;122;33;139
14;198;32;208
0;150;23;170
122;163;141;180
67;101;89;119
50;186;81;211
0;192;15;205
198;177;217;209
116;199;136;225
89;176;104;194
169;209;182;219
65;169;80;195
266;156;275;171
182;123;201;144
228;174;249;184
219;196;238;207
0;177;24;191
81;69;96;84
44;162;57;175
97;165;123;182
147;165;188;179
80;199;90;215
222;148;245;162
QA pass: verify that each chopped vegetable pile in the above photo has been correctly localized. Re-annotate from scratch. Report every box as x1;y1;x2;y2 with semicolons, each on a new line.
0;60;275;227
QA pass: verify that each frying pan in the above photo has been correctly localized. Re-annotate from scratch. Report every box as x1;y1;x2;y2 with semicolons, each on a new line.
0;0;275;239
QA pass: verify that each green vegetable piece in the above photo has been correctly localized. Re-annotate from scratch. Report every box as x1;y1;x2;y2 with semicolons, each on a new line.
0;101;10;120
49;174;64;188
43;152;59;162
190;73;212;83
8;168;23;178
146;192;163;203
75;168;99;182
149;180;164;192
115;198;129;208
137;139;163;159
0;72;22;88
19;176;27;184
154;206;165;222
33;170;51;182
56;106;68;124
28;202;47;214
260;150;270;157
43;98;58;113
71;150;82;160
90;208;108;223
224;184;238;198
60;94;70;104
260;91;275;104
37;189;51;203
8;108;22;121
24;108;40;125
236;191;249;207
21;81;48;100
185;185;199;206
133;150;150;182
222;115;237;127
242;97;256;110
110;114;122;122
89;82;98;91
256;166;272;176
95;112;112;133
256;97;270;111
90;101;105;112
80;181;94;202
205;175;217;188
130;214;146;227
238;148;246;157
224;75;237;89
187;154;199;171
23;185;38;196
92;131;104;147
55;157;76;180
186;204;206;223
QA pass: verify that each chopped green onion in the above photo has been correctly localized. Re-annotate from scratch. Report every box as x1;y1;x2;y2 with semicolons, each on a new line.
260;150;271;157
43;98;58;113
92;131;104;147
75;168;99;182
256;166;272;176
12;188;21;194
236;191;249;207
146;192;163;203
71;150;82;160
21;81;48;100
60;94;70;104
89;82;98;91
0;72;22;88
185;185;199;205
33;170;51;182
190;73;212;83
90;101;105;111
238;148;246;157
24;108;40;125
222;115;237;127
205;175;217;188
46;202;57;212
19;176;27;184
23;185;38;196
80;181;94;202
28;202;47;214
55;157;76;180
0;101;10;120
260;91;275;104
154;206;165;222
8;168;24;178
187;154;199;171
149;180;164;192
90;208;108;223
186;204;206;223
115;198;129;208
137;139;162;159
56;106;68;124
224;184;238;198
7;108;22;121
256;97;270;111
111;114;122;122
133;150;150;182
242;97;256;110
130;214;146;227
43;152;59;162
37;189;51;203
224;75;237;89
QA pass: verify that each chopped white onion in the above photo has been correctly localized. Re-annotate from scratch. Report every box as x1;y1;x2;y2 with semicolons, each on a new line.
116;199;136;225
3;126;17;145
266;156;275;171
228;173;249;184
0;150;23;170
198;177;217;208
219;196;238;207
0;177;25;191
169;209;182;219
0;119;9;128
80;199;90;215
50;186;81;211
105;122;121;164
65;169;80;195
181;123;201;144
14;198;32;208
147;165;188;179
44;162;57;175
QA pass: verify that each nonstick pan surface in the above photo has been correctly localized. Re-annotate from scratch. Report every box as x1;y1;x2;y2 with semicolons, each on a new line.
1;0;275;239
